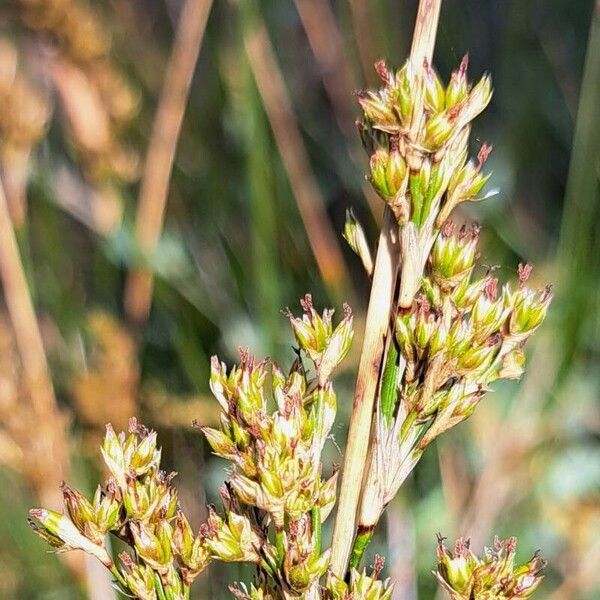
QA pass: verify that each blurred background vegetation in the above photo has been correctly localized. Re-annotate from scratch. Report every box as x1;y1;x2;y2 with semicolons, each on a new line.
0;0;598;598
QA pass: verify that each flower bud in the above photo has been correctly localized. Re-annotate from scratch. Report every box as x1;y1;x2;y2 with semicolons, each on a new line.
28;508;112;567
92;484;121;534
459;74;493;126
100;424;127;489
327;561;393;600
509;285;552;336
431;223;479;289
130;520;173;574
396;61;415;124
343;209;374;277
201;427;238;461
286;549;330;591
205;507;262;563
61;482;95;537
317;470;339;522
445;55;469;110
424;61;446;113
119;556;157;600
358;90;400;130
287;296;353;384
369;148;407;200
498;348;526;380
471;278;510;340
128;428;160;477
423;111;456;151
172;512;211;583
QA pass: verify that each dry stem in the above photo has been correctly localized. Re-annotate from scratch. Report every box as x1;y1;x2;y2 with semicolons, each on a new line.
329;0;442;577
243;13;351;299
0;176;88;582
293;0;382;221
124;0;213;323
0;176;68;503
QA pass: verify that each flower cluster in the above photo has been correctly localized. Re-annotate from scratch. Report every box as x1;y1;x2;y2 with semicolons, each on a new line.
29;419;211;599
435;536;546;600
203;296;353;598
356;222;551;545
358;57;494;307
360;56;492;222
327;556;394;600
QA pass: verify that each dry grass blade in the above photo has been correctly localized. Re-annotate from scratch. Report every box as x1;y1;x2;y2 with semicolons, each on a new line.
0;175;90;582
329;0;442;577
293;0;357;137
0;177;68;505
348;0;379;83
243;12;351;300
124;0;214;323
293;0;382;220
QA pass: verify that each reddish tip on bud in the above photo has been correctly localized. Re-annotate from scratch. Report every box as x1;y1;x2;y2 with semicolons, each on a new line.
459;54;469;76
483;277;499;302
374;59;391;85
518;263;533;286
477;143;493;170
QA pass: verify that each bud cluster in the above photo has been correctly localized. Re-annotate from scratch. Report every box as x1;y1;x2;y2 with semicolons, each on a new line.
359;56;492;227
396;226;552;435
357;223;551;534
356;56;495;307
435;536;546;600
326;556;393;600
200;295;354;598
29;418;212;599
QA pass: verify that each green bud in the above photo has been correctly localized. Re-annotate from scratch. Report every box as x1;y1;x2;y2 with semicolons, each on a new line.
395;61;415;124
343;209;374;276
358;91;401;130
445;55;469;110
61;482;95;538
201;427;238;460
119;555;157;600
100;424;127;490
205;507;262;563
459;74;493;126
317;470;339;522
369;148;407;200
424;62;446;113
431;223;479;289
92;483;122;536
130;520;173;574
286;549;330;591
509;284;553;336
129;429;160;477
498;348;526;380
423;111;456;151
287;296;353;384
28;508;112;567
172;512;211;584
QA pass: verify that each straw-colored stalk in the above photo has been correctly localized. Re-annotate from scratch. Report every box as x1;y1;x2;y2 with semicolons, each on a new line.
330;0;442;577
0;176;89;582
124;0;213;323
293;0;383;220
0;176;69;506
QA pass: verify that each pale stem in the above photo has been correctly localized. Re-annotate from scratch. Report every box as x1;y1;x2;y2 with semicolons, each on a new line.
124;0;213;323
329;0;442;577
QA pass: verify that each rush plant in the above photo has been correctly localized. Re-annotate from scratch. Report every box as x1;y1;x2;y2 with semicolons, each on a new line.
29;1;551;598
